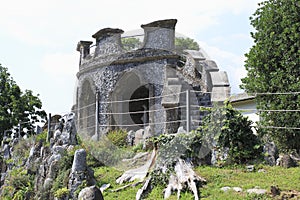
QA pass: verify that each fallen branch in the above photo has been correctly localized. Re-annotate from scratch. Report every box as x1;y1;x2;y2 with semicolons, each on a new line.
164;159;206;200
116;149;156;184
110;181;143;192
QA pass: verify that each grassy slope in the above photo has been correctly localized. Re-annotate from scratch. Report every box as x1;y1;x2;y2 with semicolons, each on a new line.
93;165;300;200
195;165;300;200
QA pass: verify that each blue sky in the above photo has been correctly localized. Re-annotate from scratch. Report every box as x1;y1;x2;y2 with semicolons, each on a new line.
0;0;261;115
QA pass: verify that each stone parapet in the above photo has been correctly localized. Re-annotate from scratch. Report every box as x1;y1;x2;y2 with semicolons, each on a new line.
77;41;93;65
92;28;124;56
141;19;177;50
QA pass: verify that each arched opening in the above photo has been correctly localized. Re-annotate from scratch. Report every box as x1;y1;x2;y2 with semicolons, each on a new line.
79;80;95;136
111;71;150;131
129;85;149;126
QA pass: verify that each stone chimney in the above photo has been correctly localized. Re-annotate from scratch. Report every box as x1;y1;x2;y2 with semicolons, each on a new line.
76;41;93;65
92;28;124;56
141;19;177;50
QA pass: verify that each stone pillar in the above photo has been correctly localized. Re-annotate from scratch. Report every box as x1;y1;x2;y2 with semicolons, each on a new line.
92;28;124;56
161;64;182;133
141;19;177;51
69;149;87;199
77;41;93;65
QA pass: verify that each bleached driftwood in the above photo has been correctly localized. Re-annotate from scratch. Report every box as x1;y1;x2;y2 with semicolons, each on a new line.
116;149;156;184
164;159;206;200
136;177;151;200
115;148;206;199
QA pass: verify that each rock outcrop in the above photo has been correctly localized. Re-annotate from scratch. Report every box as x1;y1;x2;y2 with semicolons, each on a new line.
0;112;99;200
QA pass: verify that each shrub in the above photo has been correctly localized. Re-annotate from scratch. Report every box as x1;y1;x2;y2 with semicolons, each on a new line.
0;167;34;200
106;129;128;147
54;187;69;198
198;101;262;164
82;135;134;168
51;169;70;196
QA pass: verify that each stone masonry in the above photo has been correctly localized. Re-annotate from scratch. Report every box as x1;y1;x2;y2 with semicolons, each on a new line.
74;19;230;138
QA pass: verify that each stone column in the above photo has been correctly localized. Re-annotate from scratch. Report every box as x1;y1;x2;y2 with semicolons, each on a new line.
161;64;182;133
141;19;177;51
69;149;87;199
92;28;124;56
76;41;93;65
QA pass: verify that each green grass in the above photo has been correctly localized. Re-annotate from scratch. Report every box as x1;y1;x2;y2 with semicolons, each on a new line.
93;165;300;200
93;166;139;200
195;165;300;200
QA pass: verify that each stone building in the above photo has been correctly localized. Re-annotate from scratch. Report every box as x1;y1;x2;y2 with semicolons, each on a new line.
74;19;230;138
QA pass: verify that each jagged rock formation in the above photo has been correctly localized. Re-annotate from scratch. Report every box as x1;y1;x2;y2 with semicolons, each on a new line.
0;112;102;200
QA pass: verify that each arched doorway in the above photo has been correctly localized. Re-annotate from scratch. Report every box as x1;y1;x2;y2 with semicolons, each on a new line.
111;71;149;131
129;85;149;126
79;80;95;136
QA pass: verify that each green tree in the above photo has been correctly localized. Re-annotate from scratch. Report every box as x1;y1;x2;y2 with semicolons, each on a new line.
0;64;46;139
199;102;262;164
175;37;200;53
241;0;300;152
121;37;142;51
121;36;200;53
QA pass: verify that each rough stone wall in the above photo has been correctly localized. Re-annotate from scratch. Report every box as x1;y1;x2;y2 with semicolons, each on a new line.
74;19;230;137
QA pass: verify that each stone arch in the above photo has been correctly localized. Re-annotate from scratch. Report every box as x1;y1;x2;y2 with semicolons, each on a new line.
111;69;150;131
78;78;96;136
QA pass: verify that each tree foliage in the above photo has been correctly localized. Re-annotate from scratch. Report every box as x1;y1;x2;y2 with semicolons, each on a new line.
241;0;300;152
121;37;142;51
199;102;262;164
121;36;200;53
175;37;200;53
0;64;46;139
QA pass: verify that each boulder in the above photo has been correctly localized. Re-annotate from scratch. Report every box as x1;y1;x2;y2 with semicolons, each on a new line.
52;145;66;155
127;130;135;146
247;188;267;195
263;141;278;166
221;186;231;192
2;144;11;159
69;149;88;199
43;178;53;190
276;154;297;168
47;160;60;179
71;149;87;172
134;129;144;145
233;187;243;192
177;126;186;134
78;185;104;200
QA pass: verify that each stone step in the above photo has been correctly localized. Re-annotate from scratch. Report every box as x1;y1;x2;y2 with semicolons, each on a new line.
167;78;180;85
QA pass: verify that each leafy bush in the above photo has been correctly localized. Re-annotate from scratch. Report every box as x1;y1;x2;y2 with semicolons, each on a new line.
10;138;34;165
132;142;144;153
51;169;70;196
0;167;34;200
121;37;142;51
82;136;134;167
198;101;262;164
106;129;128;147
54;187;69;198
34;130;48;143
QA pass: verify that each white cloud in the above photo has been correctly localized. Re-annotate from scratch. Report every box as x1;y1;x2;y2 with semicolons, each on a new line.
0;0;262;113
0;0;261;46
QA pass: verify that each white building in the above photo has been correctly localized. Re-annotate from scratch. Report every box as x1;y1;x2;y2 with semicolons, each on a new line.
230;93;258;133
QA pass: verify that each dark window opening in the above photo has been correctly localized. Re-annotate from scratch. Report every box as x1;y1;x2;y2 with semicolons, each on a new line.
129;85;149;127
